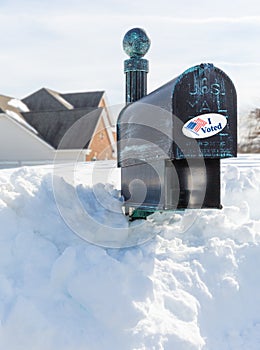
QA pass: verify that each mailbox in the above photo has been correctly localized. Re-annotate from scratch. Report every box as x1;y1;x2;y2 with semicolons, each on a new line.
117;63;237;218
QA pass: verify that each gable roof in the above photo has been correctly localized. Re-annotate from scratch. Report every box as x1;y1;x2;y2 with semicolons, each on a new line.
0;88;113;152
0;94;40;134
22;88;72;112
46;88;74;110
22;107;102;149
22;88;105;112
61;91;104;109
0;94;28;115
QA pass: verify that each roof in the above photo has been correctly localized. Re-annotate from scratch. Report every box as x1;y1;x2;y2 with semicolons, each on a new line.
22;88;104;112
22;88;71;112
22;107;103;149
61;91;104;109
0;94;39;134
46;88;74;110
0;94;27;115
0;88;112;151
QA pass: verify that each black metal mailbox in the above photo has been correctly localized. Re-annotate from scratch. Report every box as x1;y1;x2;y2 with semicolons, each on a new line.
117;63;237;215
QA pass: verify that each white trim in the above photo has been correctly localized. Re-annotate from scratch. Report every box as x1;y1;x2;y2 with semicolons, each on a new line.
1;113;93;155
87;109;116;157
98;93;115;126
87;113;102;153
101;109;116;152
55;148;91;156
1;113;55;150
47;89;74;110
97;93;116;151
55;149;86;153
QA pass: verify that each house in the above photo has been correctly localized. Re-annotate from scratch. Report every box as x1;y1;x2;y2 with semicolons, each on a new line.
0;88;116;168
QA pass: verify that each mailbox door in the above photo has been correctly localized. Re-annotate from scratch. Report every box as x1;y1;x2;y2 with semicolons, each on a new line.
172;64;237;159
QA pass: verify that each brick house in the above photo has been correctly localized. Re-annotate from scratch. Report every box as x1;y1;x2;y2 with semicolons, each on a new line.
0;88;116;167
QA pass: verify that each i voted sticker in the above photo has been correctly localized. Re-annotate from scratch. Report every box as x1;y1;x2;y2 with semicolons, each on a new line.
182;113;227;139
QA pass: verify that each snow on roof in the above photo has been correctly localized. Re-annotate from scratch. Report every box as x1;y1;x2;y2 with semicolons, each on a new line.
5;109;38;134
46;89;74;110
22;107;102;149
7;98;30;112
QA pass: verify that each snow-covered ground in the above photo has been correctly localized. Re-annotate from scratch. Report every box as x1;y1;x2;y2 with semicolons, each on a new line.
0;154;259;349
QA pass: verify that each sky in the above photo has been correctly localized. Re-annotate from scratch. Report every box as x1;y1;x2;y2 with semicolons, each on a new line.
0;0;260;115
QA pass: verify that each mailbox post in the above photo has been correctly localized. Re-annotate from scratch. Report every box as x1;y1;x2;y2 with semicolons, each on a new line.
117;31;237;220
123;28;150;103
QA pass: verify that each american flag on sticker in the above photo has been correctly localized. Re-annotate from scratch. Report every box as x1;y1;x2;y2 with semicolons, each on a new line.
186;117;208;133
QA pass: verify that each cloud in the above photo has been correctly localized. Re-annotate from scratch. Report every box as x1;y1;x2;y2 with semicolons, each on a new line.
218;62;260;67
148;16;260;24
0;2;259;112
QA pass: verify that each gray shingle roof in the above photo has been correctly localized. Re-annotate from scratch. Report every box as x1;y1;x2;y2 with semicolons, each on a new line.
22;107;102;149
22;88;104;111
46;89;74;110
61;91;104;108
22;88;71;112
0;94;40;134
19;88;110;150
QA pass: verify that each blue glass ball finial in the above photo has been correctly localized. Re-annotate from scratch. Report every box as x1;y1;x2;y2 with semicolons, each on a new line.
123;28;151;58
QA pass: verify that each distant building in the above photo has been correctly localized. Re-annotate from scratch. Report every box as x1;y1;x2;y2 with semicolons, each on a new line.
0;88;116;168
239;108;260;153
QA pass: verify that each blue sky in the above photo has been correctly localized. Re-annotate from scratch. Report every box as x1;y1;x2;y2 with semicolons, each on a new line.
0;0;260;114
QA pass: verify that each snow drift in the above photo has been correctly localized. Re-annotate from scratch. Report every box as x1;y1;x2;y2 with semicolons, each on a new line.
0;155;259;349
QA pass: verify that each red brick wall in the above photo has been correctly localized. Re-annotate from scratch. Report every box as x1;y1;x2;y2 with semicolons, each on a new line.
86;117;115;161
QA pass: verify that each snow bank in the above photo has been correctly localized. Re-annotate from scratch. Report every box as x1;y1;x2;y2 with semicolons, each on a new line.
0;156;259;349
